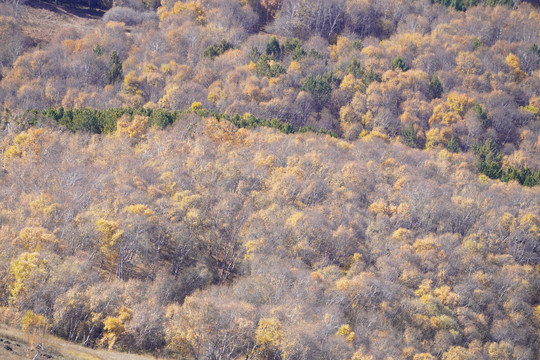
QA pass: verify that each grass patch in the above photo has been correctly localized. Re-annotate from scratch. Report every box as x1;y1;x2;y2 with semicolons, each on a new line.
0;324;157;360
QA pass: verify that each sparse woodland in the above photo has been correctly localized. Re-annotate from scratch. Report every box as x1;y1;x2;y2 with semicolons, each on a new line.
0;0;539;359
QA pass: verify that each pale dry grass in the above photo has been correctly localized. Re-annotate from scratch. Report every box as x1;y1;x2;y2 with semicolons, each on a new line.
0;324;159;360
17;0;101;44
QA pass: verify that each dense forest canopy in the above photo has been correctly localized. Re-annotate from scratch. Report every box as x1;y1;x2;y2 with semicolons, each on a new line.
0;0;539;359
1;0;540;176
1;116;539;359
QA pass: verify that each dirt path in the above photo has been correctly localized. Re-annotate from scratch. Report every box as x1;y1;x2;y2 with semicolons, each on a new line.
18;0;102;45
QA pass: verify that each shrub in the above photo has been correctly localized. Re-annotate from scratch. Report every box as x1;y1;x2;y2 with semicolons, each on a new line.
102;7;157;26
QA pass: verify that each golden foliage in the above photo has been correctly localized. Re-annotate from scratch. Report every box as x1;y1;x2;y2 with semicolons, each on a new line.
456;51;483;75
446;93;475;117
255;317;282;348
13;227;58;252
340;74;366;93
351;347;375;360
392;228;413;243
207;80;227;104
116;114;148;142
505;53;526;81
413;235;439;253
488;341;513;360
335;324;356;342
425;127;452;148
3;128;52;166
330;36;353;62
188;101;203;112
433;285;460;308
29;191;59;217
123;71;143;96
368;201;396;216
159;1;207;24
442;346;475;360
99;306;132;349
9;252;47;304
413;353;436;360
123;204;155;217
21;310;48;333
96;219;124;265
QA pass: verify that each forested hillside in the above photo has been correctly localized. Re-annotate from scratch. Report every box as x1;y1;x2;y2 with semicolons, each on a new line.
0;0;539;359
1;0;540;183
0;116;538;359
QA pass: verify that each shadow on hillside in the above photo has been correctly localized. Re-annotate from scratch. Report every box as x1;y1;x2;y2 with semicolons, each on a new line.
25;0;105;19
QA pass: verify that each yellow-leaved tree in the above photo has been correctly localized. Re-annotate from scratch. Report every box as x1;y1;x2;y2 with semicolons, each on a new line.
413;354;436;360
13;227;58;252
21;310;49;349
335;324;356;342
255;317;282;358
96;219;129;279
116;114;149;143
505;53;526;81
99;306;132;349
9;252;48;307
3;128;52;167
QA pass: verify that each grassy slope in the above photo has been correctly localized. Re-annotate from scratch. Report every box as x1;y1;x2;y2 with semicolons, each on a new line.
0;324;157;360
17;0;102;45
